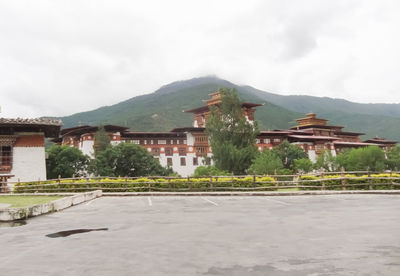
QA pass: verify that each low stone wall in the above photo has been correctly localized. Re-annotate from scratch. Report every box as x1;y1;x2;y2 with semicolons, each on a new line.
0;190;102;222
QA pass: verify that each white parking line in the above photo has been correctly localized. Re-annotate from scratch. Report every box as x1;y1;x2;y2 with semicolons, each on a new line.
147;197;152;206
265;198;290;206
201;197;219;206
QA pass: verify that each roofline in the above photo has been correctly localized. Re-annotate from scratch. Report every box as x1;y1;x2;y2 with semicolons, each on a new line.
185;102;262;113
170;127;205;132
290;125;344;130
335;131;365;136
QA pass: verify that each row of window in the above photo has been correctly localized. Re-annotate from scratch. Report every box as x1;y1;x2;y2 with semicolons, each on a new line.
194;136;208;143
151;147;187;156
256;138;281;144
166;157;195;166
128;139;187;145
165;157;210;167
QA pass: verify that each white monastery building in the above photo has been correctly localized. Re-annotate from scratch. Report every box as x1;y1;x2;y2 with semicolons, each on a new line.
58;91;396;177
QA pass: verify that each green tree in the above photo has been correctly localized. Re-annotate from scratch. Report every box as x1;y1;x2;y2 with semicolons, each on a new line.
294;158;313;173
336;146;386;172
249;150;283;175
206;88;259;174
94;125;111;156
90;142;172;177
271;140;307;170
313;150;337;171
46;145;89;179
386;146;400;170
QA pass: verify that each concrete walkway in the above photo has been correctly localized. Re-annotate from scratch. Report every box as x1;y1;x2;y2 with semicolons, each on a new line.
102;190;400;196
1;194;400;275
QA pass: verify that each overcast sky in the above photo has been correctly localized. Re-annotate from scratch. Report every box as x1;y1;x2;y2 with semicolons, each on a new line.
0;0;399;118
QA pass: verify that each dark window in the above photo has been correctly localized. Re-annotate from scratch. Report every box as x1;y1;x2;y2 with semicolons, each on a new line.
196;146;207;156
205;158;211;165
193;157;198;166
0;146;12;171
151;148;160;156
165;147;173;156
167;158;173;166
180;157;186;166
178;148;186;156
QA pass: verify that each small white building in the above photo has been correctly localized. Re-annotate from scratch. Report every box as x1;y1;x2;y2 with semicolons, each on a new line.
0;118;62;184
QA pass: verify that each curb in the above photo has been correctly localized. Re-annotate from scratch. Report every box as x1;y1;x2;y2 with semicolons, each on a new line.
0;190;102;222
102;190;400;196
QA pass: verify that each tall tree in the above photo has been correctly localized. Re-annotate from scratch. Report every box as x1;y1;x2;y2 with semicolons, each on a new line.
46;145;89;179
93;125;111;156
206;88;259;174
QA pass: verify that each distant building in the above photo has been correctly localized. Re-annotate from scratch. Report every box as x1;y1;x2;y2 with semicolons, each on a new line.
58;91;397;176
55;125;128;158
0;118;62;183
255;113;395;162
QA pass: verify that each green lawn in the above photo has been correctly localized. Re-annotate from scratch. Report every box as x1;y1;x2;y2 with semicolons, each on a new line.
0;196;64;208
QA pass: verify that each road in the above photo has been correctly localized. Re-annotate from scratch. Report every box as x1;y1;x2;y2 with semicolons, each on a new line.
1;195;400;275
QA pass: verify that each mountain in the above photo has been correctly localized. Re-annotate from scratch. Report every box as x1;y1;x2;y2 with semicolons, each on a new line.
58;76;400;141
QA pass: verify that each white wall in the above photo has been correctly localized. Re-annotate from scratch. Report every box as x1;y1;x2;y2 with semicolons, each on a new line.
186;133;195;146
308;150;317;163
9;147;47;183
158;152;202;177
80;140;94;158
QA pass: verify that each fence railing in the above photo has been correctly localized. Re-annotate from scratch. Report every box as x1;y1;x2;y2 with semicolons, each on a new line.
5;171;400;193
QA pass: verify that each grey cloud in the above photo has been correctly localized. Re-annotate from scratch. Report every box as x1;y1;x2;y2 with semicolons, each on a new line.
0;0;399;118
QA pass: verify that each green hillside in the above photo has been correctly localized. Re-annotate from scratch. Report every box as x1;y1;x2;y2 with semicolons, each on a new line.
242;86;400;118
60;80;301;131
59;76;400;141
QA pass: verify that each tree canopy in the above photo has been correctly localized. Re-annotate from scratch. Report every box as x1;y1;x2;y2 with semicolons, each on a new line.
46;144;89;179
294;158;313;173
271;140;308;170
89;142;173;177
93;125;111;156
206;88;259;175
335;146;386;171
386;146;400;171
248;150;283;175
313;149;337;171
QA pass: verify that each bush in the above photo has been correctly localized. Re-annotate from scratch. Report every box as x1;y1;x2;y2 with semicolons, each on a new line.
248;150;283;175
294;158;313;173
193;166;230;177
46;145;89;179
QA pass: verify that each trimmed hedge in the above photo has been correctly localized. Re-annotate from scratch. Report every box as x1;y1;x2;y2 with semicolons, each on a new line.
14;174;400;193
300;173;400;190
14;176;276;193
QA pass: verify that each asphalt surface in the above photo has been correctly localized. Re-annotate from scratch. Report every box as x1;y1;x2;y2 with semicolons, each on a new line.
1;195;400;275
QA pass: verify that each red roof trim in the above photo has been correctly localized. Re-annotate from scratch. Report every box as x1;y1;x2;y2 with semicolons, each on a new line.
289;135;340;140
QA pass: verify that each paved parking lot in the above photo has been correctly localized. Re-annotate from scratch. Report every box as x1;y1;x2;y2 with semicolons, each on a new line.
1;195;400;275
